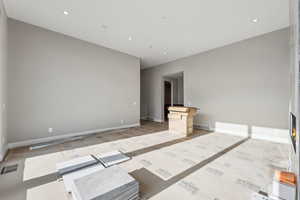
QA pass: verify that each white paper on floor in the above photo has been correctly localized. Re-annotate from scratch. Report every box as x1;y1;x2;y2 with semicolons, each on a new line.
131;133;245;180
26;180;71;200
23;131;183;181
149;139;290;200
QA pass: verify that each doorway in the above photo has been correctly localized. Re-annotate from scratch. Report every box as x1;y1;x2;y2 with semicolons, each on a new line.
163;72;184;121
164;81;172;121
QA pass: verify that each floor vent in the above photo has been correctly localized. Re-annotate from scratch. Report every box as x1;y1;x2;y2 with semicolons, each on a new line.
1;164;18;175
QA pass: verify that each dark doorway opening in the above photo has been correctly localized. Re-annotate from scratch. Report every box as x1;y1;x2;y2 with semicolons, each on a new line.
164;81;172;121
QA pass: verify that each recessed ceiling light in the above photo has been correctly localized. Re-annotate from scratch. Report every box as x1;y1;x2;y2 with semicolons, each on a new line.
128;36;132;41
63;11;69;15
252;18;258;23
101;25;108;29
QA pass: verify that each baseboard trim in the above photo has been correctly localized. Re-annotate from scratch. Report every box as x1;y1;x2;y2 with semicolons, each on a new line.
7;123;140;149
153;118;164;123
251;126;289;144
215;122;249;137
147;116;164;123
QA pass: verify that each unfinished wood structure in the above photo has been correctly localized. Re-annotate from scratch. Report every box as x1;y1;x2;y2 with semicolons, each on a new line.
168;107;198;136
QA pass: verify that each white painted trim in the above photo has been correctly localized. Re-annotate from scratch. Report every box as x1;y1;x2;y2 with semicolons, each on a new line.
251;126;289;144
152;118;164;123
7;123;140;149
148;115;164;123
215;122;249;137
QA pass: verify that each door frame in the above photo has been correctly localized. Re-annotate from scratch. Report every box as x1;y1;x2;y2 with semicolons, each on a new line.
161;72;184;122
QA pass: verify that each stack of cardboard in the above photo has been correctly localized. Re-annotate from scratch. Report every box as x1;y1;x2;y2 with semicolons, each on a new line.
72;165;139;200
56;151;130;176
168;106;198;136
56;151;132;194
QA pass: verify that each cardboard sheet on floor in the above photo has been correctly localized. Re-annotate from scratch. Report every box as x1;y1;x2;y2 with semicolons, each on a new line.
149;139;290;200
23;151;65;181
63;165;105;193
24;130;183;181
96;150;131;166
57;151;130;176
72;165;139;200
133;133;244;180
26;180;71;200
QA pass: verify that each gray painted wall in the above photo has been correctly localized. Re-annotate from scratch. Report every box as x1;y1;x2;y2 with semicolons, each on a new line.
177;76;184;104
289;0;299;191
0;0;7;159
8;19;140;143
141;28;290;130
172;78;178;105
167;76;183;105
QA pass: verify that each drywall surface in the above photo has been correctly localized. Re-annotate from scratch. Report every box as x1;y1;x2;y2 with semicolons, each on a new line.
171;78;178;105
141;28;290;130
177;76;184;105
288;0;299;192
0;0;7;160
8;19;140;143
140;71;148;119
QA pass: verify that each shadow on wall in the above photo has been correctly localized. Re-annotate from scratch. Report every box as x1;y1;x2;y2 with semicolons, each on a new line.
193;113;213;131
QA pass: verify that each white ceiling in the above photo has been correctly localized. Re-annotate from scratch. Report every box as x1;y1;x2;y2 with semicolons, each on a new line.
4;0;289;68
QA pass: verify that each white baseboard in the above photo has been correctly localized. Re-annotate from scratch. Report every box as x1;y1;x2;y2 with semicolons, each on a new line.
215;122;249;137
147;116;164;123
251;126;289;144
153;118;164;123
7;123;140;149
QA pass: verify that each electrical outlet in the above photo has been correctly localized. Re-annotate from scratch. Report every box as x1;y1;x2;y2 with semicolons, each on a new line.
120;120;124;124
48;128;53;133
